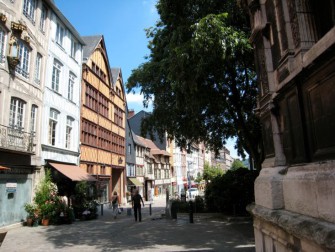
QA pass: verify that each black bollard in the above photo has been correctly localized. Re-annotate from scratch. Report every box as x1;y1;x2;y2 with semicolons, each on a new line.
101;204;103;216
150;203;152;215
189;201;193;223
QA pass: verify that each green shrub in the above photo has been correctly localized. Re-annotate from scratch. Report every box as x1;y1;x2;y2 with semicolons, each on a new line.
205;168;259;216
72;181;98;220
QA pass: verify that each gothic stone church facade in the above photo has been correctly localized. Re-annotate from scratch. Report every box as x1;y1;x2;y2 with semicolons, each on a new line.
242;0;335;251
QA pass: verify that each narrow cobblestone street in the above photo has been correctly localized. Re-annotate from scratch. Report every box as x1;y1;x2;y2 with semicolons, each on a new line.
0;198;255;251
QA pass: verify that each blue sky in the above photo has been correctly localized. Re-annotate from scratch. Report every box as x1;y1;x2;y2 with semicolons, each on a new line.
54;0;240;159
55;0;157;112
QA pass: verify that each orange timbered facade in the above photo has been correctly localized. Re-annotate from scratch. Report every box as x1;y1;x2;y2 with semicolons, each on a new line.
80;36;126;203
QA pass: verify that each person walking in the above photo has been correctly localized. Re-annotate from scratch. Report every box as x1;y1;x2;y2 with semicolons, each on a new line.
111;191;120;219
132;189;144;222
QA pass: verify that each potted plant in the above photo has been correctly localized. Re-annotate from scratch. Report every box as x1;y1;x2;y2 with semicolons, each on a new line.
34;169;59;225
24;202;36;226
40;200;58;225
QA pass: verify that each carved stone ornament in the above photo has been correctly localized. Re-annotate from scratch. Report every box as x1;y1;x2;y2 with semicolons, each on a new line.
24;35;30;43
11;21;27;33
0;13;7;23
7;56;20;69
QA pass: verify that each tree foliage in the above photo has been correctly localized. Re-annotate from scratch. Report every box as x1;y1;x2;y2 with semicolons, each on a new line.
231;159;246;170
205;168;259;215
202;161;224;182
127;0;264;169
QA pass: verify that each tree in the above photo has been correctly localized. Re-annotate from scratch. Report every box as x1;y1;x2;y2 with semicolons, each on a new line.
127;0;264;169
202;161;224;182
231;159;246;170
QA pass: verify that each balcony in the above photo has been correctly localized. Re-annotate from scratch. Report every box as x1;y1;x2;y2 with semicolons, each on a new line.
0;124;35;154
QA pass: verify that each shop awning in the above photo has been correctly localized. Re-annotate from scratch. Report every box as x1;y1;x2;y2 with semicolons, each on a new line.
49;162;97;182
0;165;10;170
127;177;143;186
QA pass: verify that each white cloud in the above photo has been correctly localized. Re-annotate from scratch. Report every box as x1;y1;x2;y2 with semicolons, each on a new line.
126;92;143;103
126;92;153;113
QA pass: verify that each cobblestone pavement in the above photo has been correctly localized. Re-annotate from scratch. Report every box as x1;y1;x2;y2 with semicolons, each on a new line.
0;197;255;251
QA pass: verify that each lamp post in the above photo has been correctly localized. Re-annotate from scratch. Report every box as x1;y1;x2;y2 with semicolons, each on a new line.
187;161;194;223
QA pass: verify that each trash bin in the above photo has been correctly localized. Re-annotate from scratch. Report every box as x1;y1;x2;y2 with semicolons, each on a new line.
127;208;132;216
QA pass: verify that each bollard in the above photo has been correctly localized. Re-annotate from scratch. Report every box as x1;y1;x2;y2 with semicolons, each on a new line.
189;201;193;223
149;203;152;215
101;204;104;216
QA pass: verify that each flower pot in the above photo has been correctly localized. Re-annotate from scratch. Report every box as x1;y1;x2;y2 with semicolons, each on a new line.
42;218;49;226
26;218;33;227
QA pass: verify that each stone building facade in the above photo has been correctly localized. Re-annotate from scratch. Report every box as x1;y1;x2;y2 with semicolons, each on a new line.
242;0;335;251
0;0;50;227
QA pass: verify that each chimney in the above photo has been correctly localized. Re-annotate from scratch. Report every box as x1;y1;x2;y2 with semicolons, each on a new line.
128;109;135;118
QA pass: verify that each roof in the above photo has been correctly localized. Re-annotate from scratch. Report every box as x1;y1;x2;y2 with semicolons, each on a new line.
111;68;120;85
133;132;146;147
82;35;103;62
137;135;171;157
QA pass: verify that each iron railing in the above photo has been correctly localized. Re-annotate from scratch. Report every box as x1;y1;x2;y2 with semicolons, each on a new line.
0;124;35;153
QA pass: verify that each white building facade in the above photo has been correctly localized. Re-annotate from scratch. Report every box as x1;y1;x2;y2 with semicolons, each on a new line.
41;5;84;167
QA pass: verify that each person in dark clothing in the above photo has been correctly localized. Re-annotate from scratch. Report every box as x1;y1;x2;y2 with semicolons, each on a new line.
132;189;144;222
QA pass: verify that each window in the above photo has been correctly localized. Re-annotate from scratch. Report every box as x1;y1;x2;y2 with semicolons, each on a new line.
70;38;77;59
52;59;62;92
39;5;47;32
56;23;64;46
111;134;125;154
34;53;41;84
23;0;36;24
114;106;124;127
48;109;59;146
0;27;6;63
100;165;106;175
81;119;97;146
165;169;170;179
136;165;144;176
9;98;25;130
87;164;93;174
66;116;74;149
99;94;109;117
16;41;30;78
91;61;106;82
128;144;132;154
98;127;111;150
30;105;37;133
85;83;98;111
147;163;153;174
68;72;75;101
127;164;135;177
311;0;335;38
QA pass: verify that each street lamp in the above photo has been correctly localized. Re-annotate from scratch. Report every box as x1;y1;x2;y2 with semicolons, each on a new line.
187;161;194;223
187;161;193;198
7;35;19;73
